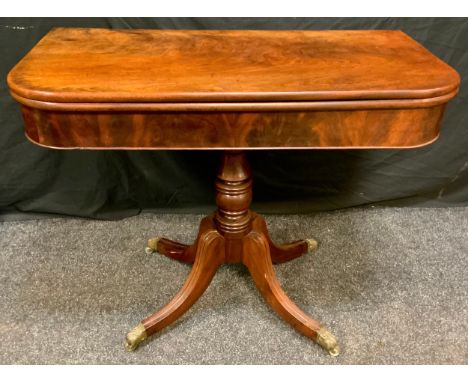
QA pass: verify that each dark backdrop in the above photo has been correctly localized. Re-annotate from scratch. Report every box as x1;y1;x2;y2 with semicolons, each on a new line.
1;18;467;220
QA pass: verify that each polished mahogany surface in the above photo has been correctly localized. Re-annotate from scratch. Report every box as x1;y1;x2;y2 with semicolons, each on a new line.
7;28;460;149
20;107;445;150
8;28;459;103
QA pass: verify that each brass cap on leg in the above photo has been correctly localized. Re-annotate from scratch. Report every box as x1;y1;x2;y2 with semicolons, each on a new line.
305;238;318;252
125;323;148;352
316;327;340;356
145;237;160;254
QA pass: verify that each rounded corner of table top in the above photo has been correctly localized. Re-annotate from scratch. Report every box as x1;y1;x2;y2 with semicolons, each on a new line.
7;71;54;107
6;67;21;98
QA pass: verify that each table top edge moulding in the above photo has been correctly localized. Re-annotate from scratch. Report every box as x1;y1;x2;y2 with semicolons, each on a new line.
7;27;461;357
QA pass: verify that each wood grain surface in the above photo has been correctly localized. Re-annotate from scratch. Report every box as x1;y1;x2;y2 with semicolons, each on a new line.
8;28;459;149
8;28;460;103
21;106;445;149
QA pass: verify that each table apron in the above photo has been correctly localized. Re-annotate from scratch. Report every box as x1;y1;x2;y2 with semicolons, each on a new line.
21;106;446;150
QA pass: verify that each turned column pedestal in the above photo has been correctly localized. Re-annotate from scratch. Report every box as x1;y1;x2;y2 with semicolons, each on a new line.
125;151;339;356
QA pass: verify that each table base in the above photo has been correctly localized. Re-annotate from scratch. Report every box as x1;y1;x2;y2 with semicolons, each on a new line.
124;151;339;356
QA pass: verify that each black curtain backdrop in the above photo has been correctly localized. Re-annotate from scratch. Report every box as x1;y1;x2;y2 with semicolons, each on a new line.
0;18;467;220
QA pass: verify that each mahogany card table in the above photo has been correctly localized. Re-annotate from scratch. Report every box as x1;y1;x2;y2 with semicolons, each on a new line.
8;28;459;356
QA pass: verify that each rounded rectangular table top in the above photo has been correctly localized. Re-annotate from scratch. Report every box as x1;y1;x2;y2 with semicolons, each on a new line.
8;28;460;106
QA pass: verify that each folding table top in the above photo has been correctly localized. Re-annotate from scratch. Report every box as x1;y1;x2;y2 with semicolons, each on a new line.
8;28;459;106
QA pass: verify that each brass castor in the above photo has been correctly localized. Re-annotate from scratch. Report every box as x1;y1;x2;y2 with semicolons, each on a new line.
315;327;340;357
124;323;147;352
145;237;160;254
305;238;318;253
